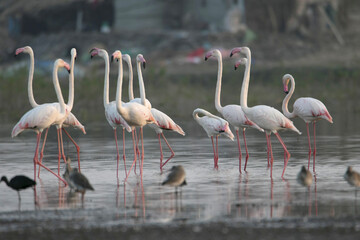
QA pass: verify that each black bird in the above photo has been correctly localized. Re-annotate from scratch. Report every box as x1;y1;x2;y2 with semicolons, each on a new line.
162;165;187;189
63;157;94;194
1;175;36;201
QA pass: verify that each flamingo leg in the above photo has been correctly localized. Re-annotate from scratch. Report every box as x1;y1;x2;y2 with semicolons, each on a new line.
34;132;42;180
268;134;274;179
236;130;242;173
140;127;144;179
265;133;270;168
211;136;217;169
275;133;291;178
158;133;164;171
215;135;219;169
114;128;120;179
124;130;137;183
122;128;127;176
38;128;49;177
59;128;67;163
160;133;175;169
313;121;317;172
56;129;61;175
134;128;140;174
62;128;81;171
306;123;312;170
243;129;249;172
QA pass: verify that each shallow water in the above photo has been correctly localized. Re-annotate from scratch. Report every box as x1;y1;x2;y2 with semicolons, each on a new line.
0;122;360;231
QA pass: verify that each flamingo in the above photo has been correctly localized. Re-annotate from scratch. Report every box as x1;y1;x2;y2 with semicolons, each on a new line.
205;49;263;173
281;74;333;171
231;47;301;179
193;108;234;169
113;50;157;182
89;48;132;179
15;46;85;175
124;54;185;171
11;59;71;185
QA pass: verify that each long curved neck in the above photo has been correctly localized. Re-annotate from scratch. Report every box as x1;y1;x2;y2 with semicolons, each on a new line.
127;59;134;101
193;108;219;121
102;51;110;108
240;56;251;110
53;63;66;114
282;77;296;118
214;53;223;113
116;56;125;115
27;49;38;107
67;53;75;110
136;60;146;105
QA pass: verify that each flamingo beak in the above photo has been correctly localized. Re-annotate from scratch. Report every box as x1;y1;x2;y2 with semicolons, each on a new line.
111;55;114;62
230;48;241;57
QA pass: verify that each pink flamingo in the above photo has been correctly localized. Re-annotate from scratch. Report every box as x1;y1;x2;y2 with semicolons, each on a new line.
205;49;263;173
113;50;157;182
193;108;234;169
90;48;132;179
281;74;333;171
124;54;185;171
15;47;85;175
12;59;71;185
231;47;301;179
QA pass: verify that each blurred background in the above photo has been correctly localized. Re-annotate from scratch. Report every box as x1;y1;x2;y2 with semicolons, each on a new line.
0;0;359;136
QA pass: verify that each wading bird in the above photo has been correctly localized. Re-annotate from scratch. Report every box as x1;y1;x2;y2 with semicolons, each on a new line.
1;175;36;201
281;74;333;172
162;165;187;191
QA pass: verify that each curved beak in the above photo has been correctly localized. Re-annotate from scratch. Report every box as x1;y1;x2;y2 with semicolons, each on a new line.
89;48;99;59
230;47;241;57
15;48;24;57
111;55;114;63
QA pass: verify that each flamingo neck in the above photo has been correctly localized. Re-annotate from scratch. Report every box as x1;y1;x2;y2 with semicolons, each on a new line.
27;49;38;108
214;53;223;113
102;51;110;108
116;56;125;116
67;52;75;110
136;60;146;106
127;58;134;101
282;76;296;118
52;62;66;115
240;54;251;110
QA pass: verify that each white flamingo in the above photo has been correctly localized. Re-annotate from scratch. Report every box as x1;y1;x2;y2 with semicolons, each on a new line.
12;59;71;185
231;47;301;179
281;74;333;171
193;108;234;169
205;49;263;173
90;48;132;179
113;50;157;182
124;54;185;171
15;46;85;175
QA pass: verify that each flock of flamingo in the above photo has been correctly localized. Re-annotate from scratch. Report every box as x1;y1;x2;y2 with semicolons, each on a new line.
10;45;333;187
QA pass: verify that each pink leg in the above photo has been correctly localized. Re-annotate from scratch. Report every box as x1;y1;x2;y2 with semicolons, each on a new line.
56;129;61;175
265;133;270;168
34;133;42;180
236;130;242;173
306;123;312;170
134;128;139;174
313;122;317;172
268;134;274;179
140;127;144;179
38;128;49;177
62;128;81;171
160;133;175;169
124;130;137;183
215;135;219;169
275;133;291;178
158;133;164;171
59;128;67;163
211;136;217;169
114;128;120;179
243;129;249;172
122;128;127;176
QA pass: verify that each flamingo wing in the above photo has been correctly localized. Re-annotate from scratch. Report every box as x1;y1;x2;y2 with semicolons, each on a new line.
105;101;132;132
294;97;333;123
149;108;185;135
63;112;86;134
222;104;263;131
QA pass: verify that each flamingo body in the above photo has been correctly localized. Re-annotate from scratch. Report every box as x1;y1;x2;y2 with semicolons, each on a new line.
104;101;132;131
292;97;332;123
149;108;185;135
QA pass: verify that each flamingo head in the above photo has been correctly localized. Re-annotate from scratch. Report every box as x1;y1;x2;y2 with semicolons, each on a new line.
136;54;146;69
230;47;250;57
111;50;122;62
122;54;131;64
204;49;221;61
55;59;71;73
282;74;293;94
234;58;247;70
89;48;101;59
71;48;77;60
221;123;235;141
15;46;32;56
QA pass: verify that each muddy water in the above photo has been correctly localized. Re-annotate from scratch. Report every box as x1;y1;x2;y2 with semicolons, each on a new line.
0;121;359;233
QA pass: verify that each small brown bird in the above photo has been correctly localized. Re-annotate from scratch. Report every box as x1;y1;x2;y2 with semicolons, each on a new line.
162;165;187;189
63;157;94;194
297;166;313;187
344;166;360;187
